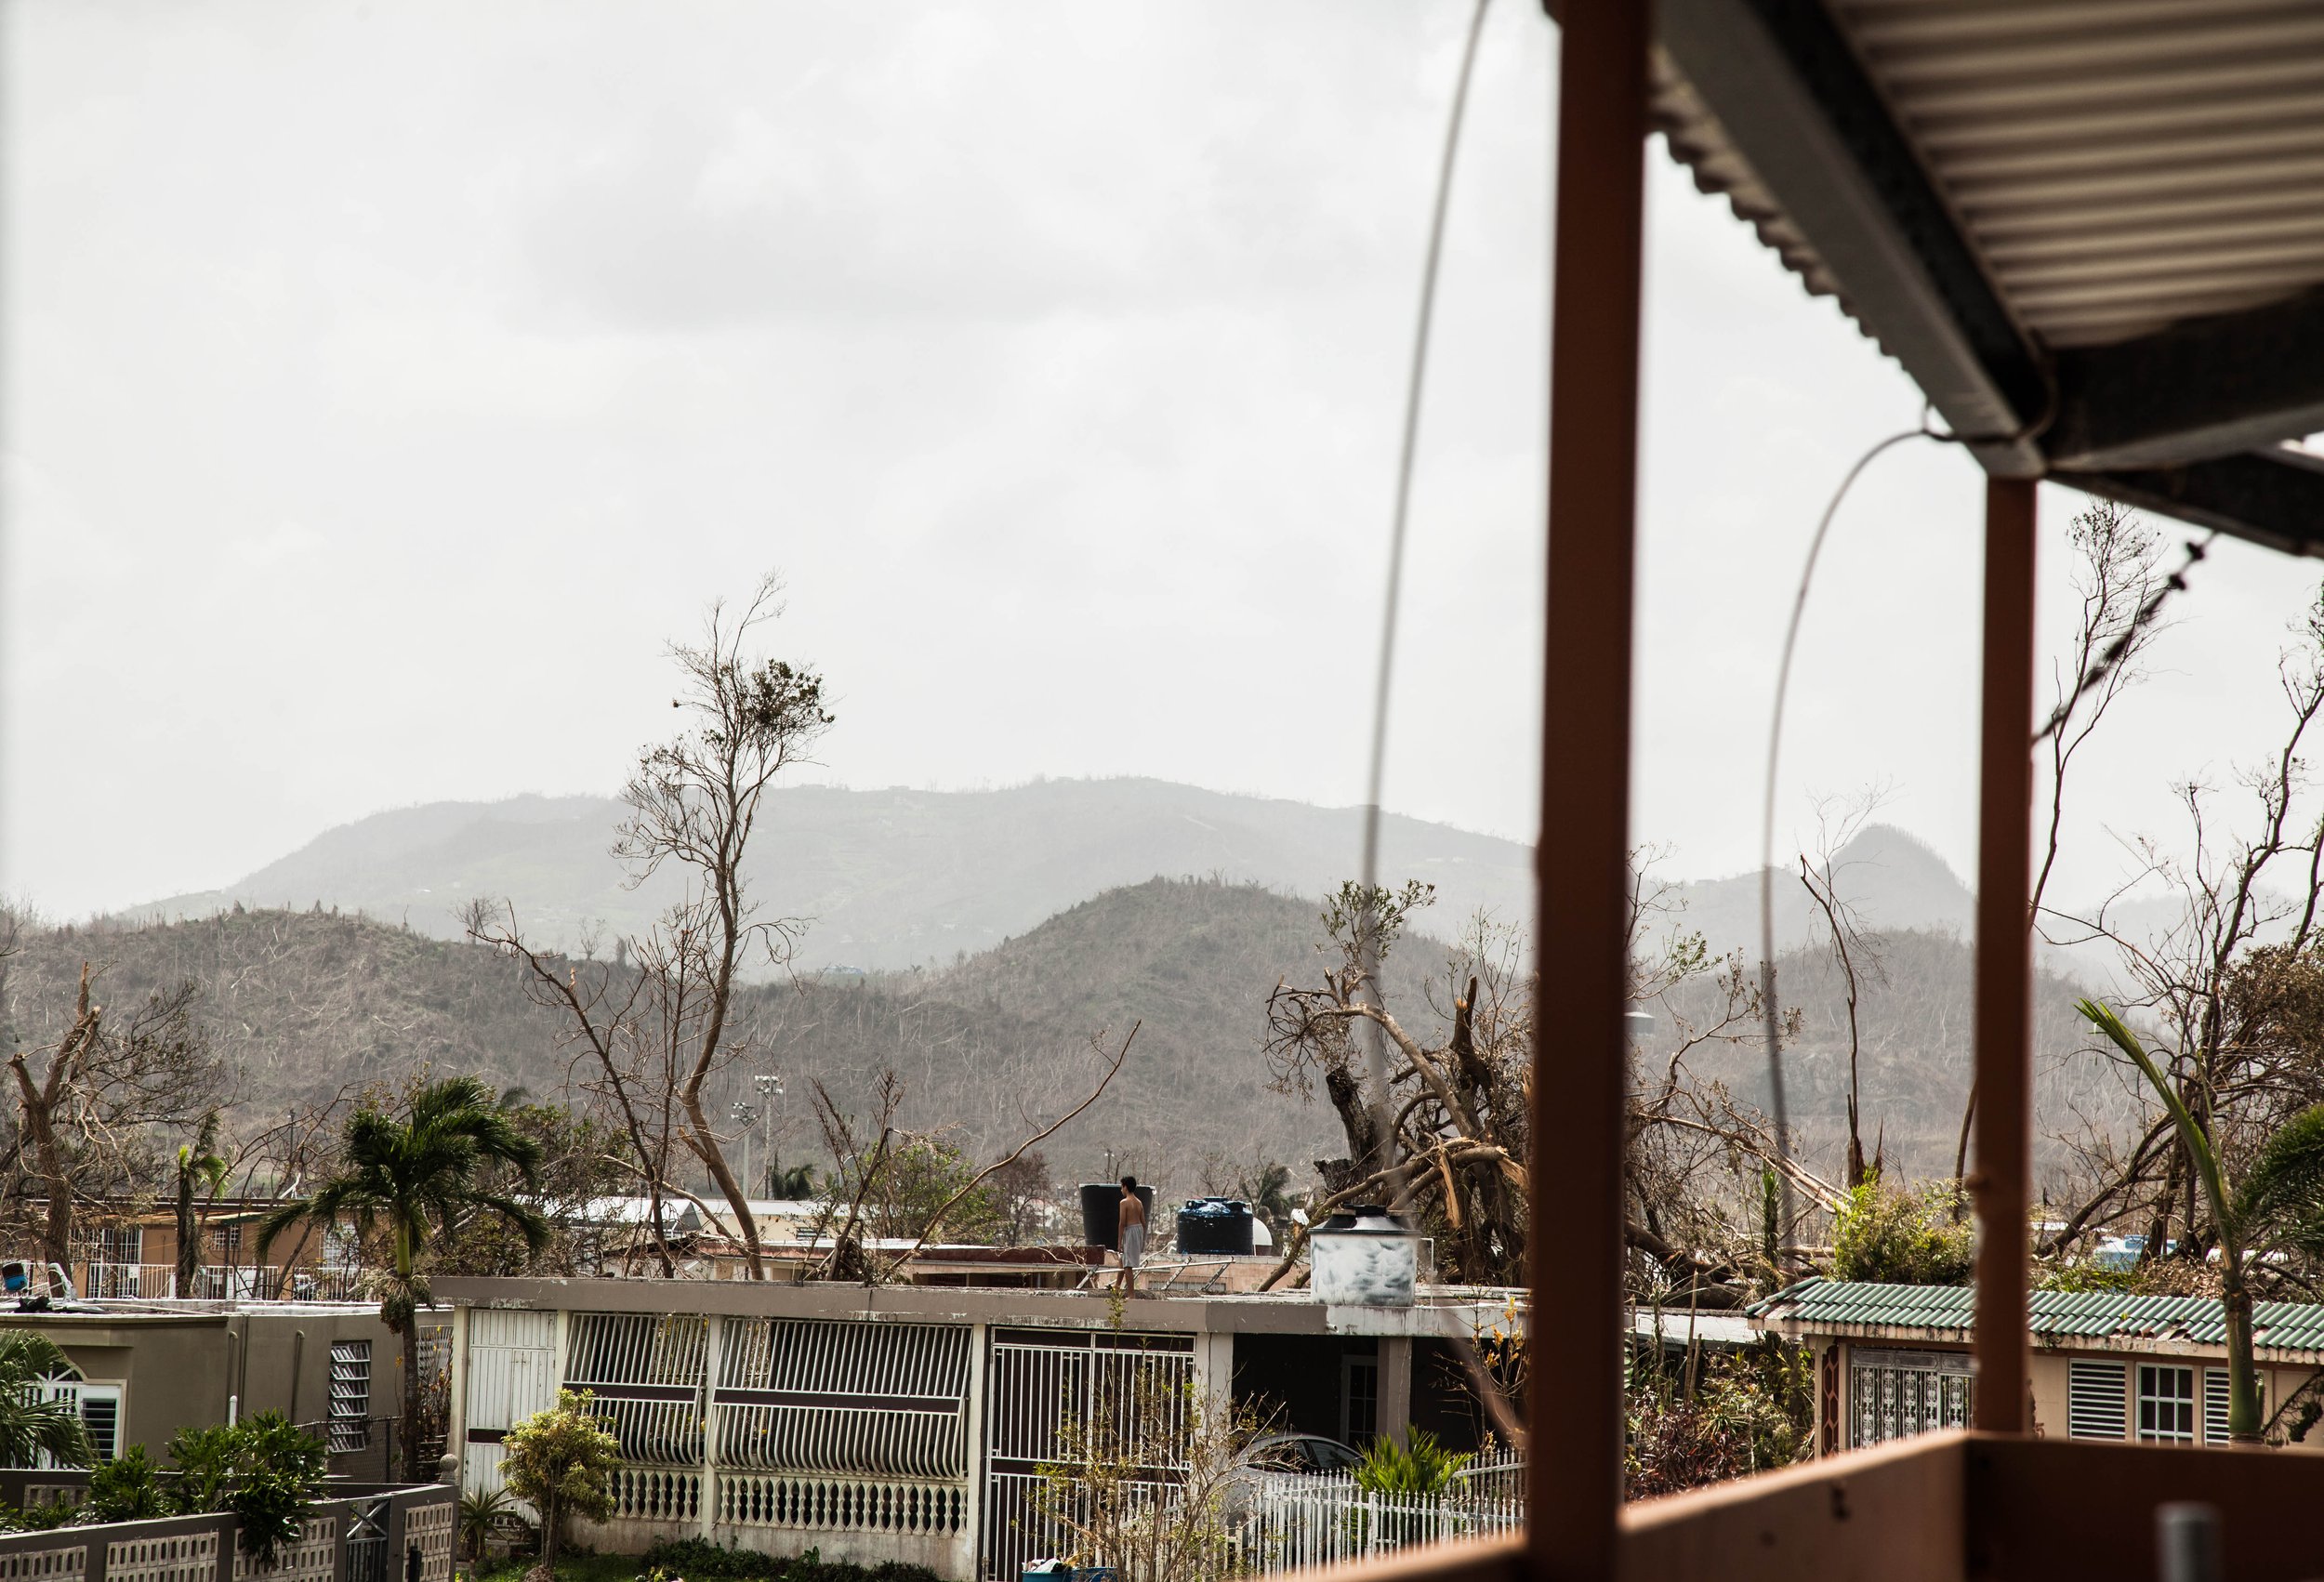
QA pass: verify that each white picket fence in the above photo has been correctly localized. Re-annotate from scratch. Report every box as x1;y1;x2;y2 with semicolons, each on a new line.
1238;1455;1525;1575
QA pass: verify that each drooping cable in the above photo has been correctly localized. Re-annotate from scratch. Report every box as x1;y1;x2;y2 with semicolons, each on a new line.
1756;427;1939;1277
1355;0;1492;1198
1337;0;1525;1448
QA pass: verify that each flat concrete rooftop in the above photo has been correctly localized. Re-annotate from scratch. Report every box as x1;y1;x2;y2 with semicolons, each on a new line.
431;1274;1527;1338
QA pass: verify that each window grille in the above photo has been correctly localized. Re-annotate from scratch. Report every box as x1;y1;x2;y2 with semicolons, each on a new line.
93;1228;141;1266
2137;1364;2195;1443
716;1318;971;1480
329;1341;372;1452
1847;1348;1972;1448
565;1313;707;1466
2068;1360;2127;1439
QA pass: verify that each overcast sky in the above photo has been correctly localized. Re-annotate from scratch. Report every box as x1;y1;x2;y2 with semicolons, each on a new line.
6;1;2319;925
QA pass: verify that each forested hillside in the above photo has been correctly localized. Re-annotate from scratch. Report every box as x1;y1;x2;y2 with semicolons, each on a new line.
7;874;2129;1210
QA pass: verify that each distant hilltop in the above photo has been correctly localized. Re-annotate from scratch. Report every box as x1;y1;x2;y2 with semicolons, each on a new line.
126;777;1972;970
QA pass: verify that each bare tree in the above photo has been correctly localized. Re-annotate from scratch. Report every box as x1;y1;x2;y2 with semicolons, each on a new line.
1954;499;2166;1188
1797;793;1891;1190
807;1025;1133;1283
2044;583;2324;1266
473;573;831;1280
1;956;223;1269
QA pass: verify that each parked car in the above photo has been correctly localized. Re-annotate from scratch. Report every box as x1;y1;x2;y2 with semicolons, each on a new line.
1241;1432;1361;1476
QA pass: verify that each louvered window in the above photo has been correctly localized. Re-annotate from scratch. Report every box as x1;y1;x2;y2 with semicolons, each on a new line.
2200;1367;2256;1443
2137;1364;2195;1442
34;1375;121;1464
78;1388;119;1462
2068;1360;2127;1439
329;1340;372;1452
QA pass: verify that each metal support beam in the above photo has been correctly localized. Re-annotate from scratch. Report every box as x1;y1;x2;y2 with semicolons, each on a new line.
2047;289;2324;472
2058;446;2324;560
1656;0;2046;477
1532;0;1647;1575
1970;477;2035;1434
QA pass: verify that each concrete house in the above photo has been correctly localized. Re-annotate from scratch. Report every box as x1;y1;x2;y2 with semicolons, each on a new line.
1750;1278;2324;1456
0;1301;400;1463
434;1275;1519;1581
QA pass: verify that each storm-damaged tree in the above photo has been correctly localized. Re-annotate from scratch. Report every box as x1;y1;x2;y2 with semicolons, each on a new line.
1263;881;1534;1284
1954;498;2166;1190
1797;795;1891;1191
809;1026;1132;1283
0;938;224;1272
2044;585;2324;1270
1264;870;1813;1303
174;1110;230;1297
472;573;832;1281
2080;1000;2324;1442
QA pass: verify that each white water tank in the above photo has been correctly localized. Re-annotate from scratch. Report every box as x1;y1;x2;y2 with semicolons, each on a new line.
1308;1205;1419;1307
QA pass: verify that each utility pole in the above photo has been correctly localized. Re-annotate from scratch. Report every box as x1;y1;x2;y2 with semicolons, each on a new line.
754;1073;783;1196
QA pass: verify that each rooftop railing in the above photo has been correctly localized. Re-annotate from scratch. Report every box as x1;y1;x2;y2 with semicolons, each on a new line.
36;1263;371;1303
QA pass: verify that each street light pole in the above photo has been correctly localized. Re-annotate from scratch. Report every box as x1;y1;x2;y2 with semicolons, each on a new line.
754;1073;783;1197
729;1101;756;1200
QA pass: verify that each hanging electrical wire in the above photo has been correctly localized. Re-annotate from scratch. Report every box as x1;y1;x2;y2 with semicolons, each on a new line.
1354;0;1492;1199
1756;428;1936;1268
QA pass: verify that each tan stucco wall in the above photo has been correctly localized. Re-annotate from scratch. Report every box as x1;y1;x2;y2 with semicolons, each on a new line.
0;1308;397;1454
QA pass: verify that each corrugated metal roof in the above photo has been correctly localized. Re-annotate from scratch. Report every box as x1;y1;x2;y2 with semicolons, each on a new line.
1750;1277;2324;1357
1657;1;2324;352
1836;0;2324;349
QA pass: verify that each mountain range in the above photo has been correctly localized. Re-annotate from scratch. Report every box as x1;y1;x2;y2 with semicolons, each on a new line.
131;779;1984;972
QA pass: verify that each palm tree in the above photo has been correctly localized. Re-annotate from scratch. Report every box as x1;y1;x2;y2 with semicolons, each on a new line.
258;1077;548;1479
2081;999;2324;1443
0;1333;92;1467
174;1110;231;1299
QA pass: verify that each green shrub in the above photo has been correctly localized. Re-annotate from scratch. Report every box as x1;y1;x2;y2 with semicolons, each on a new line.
1350;1430;1471;1497
0;1498;80;1533
83;1446;170;1524
158;1413;328;1563
502;1391;620;1572
1831;1180;1974;1285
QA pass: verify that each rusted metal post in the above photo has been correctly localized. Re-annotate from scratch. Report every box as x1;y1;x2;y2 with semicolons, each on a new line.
1971;475;2037;1432
1531;0;1649;1576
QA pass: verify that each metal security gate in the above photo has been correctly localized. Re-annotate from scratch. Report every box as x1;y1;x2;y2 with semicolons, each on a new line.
1850;1347;1973;1448
980;1329;1194;1581
461;1311;558;1504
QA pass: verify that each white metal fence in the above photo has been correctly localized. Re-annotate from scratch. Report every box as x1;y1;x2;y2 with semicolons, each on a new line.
54;1262;369;1302
1238;1459;1525;1575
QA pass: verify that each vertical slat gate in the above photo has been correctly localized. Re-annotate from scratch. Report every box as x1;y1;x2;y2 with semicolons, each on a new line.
459;1311;558;1506
979;1330;1194;1582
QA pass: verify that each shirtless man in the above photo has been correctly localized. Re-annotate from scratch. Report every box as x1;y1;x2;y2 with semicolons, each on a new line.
1116;1176;1148;1295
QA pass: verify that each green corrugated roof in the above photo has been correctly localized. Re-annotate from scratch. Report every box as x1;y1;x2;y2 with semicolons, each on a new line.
1748;1277;2324;1356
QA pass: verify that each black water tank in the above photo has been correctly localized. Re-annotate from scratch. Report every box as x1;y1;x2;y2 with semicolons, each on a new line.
1078;1183;1156;1249
1175;1197;1254;1256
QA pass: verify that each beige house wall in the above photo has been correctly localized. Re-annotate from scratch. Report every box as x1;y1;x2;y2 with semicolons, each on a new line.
0;1308;397;1455
1814;1334;2324;1455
